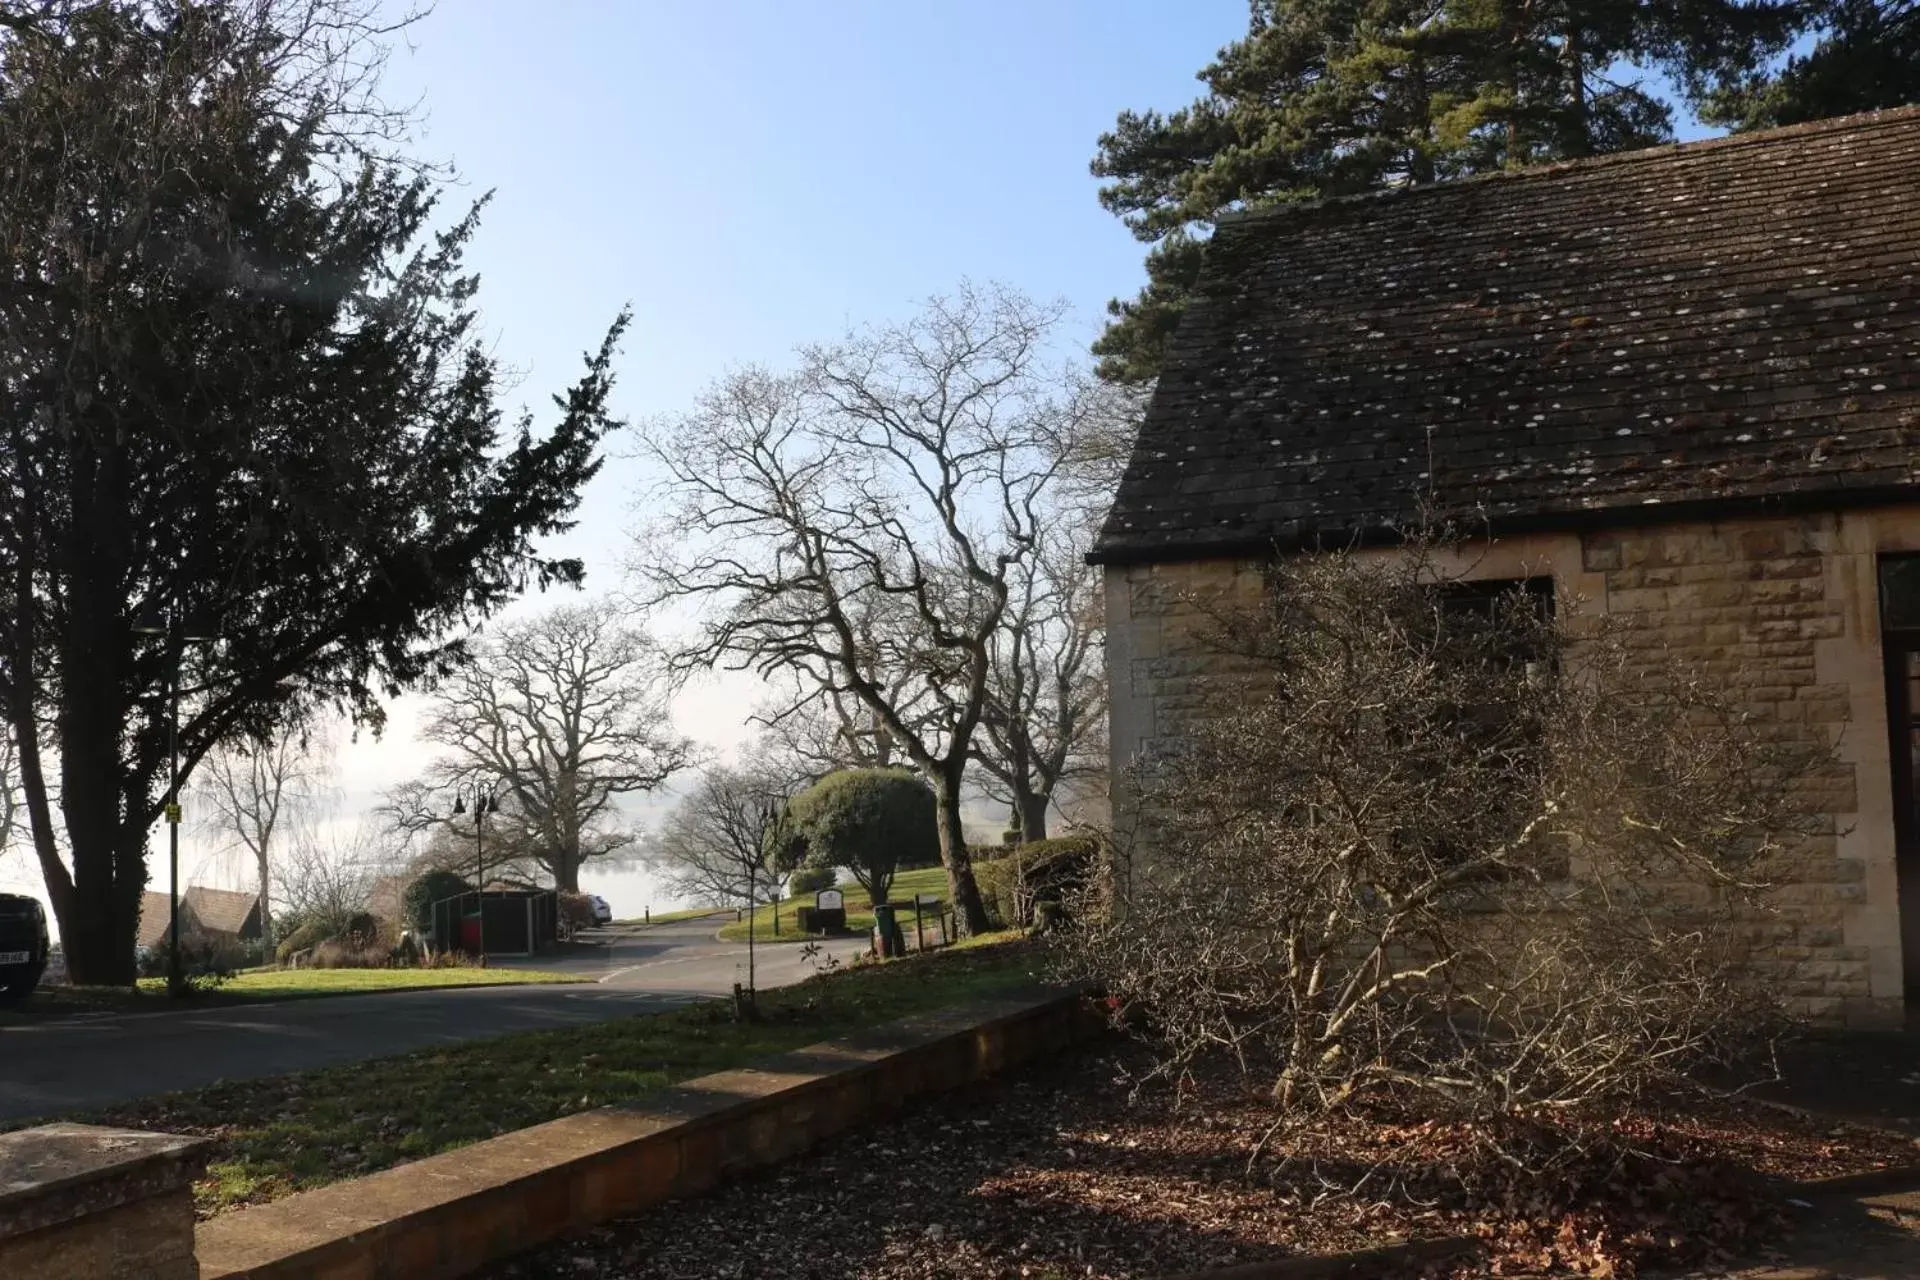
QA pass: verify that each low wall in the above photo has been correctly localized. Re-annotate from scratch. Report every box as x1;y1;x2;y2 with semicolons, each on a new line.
0;1122;209;1280
194;987;1100;1279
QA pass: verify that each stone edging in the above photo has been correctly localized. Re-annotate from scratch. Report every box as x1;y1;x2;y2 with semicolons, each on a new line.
194;986;1102;1280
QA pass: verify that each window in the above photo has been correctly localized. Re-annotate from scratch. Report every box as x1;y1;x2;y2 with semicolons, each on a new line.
1880;556;1920;632
1432;575;1557;672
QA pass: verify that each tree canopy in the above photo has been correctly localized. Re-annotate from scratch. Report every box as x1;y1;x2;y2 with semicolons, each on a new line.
386;602;692;893
773;768;939;907
1089;0;1919;383
0;0;628;981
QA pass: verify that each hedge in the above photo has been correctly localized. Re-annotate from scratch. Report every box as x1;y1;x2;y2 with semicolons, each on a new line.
973;834;1102;930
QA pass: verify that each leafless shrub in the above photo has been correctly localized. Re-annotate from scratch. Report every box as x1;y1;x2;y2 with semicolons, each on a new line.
1062;542;1830;1139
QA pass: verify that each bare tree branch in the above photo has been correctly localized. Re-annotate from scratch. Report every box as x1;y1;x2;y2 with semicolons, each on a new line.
191;721;330;949
394;601;694;891
1063;539;1831;1134
647;755;799;909
971;521;1107;841
636;283;1091;936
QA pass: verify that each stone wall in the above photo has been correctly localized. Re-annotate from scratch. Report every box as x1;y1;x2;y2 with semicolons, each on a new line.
193;988;1101;1280
1105;506;1920;1025
0;1123;208;1280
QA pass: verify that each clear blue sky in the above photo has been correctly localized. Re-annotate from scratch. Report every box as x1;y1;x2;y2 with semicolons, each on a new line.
377;0;1247;573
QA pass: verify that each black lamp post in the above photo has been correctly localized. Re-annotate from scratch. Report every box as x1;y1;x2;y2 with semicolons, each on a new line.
452;783;496;955
132;601;216;998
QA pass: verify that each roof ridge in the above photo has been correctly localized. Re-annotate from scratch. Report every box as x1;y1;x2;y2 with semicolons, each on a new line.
1214;105;1920;230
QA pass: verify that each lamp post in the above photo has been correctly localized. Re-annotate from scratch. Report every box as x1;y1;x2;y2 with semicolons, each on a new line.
133;602;216;997
452;783;495;955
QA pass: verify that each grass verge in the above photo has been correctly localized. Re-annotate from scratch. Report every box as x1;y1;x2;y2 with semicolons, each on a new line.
613;905;730;926
30;932;1039;1217
136;967;589;998
716;865;953;943
0;966;586;1026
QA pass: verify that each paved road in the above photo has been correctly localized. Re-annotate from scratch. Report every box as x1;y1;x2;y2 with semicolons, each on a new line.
0;915;867;1122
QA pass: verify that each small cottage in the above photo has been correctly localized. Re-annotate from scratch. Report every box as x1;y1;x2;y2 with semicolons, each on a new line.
1094;107;1920;1024
135;885;264;951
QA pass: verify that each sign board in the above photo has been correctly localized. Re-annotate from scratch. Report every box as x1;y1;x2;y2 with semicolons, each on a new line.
815;889;844;912
916;894;942;907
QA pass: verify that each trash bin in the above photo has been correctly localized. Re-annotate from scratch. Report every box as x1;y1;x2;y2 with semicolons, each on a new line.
871;902;906;958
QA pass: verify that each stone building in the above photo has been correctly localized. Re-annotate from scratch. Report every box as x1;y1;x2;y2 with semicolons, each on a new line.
1092;107;1920;1024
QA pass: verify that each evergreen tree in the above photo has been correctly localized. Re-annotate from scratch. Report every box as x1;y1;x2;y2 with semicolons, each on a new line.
1092;0;1799;383
1703;2;1920;130
0;3;629;983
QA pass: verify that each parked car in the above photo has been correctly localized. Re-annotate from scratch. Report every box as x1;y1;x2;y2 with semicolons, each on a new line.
0;893;51;1000
588;895;613;926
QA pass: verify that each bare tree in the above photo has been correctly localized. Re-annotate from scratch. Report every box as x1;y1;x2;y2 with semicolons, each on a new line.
973;527;1106;842
0;727;20;860
1054;374;1147;529
1063;543;1830;1133
277;814;383;936
648;760;793;909
389;602;693;892
192;724;330;949
639;284;1095;935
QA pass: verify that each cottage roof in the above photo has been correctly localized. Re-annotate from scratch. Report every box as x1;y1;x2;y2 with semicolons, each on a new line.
134;890;174;950
1093;107;1920;564
182;885;260;937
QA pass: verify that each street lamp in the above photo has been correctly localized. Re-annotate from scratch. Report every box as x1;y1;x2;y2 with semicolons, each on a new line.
451;783;496;955
133;601;217;998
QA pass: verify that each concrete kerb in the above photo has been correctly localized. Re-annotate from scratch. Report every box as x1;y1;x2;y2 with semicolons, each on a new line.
193;986;1103;1280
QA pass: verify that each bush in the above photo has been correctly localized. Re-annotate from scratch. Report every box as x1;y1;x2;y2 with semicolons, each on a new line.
786;865;837;896
141;930;250;984
557;891;597;930
1061;542;1827;1132
402;869;472;936
976;835;1101;930
309;938;390;969
274;917;330;965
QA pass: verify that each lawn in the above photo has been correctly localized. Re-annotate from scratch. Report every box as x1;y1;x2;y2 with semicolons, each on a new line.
44;933;1039;1217
135;967;588;998
613;905;730;926
716;865;954;943
0;966;586;1026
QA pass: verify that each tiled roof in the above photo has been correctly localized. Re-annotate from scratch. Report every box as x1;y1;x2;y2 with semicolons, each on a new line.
136;885;260;947
1094;107;1920;563
182;885;260;937
135;890;174;949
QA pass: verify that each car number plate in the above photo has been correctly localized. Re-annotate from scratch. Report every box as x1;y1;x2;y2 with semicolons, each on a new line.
0;951;29;964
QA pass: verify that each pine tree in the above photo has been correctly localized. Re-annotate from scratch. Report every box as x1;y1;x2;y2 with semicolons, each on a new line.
1703;1;1920;130
1093;0;1800;383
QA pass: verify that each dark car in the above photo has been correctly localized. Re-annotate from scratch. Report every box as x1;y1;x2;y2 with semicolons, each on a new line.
0;893;50;1000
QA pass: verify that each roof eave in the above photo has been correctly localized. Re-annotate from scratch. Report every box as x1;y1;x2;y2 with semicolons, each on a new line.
1087;482;1920;567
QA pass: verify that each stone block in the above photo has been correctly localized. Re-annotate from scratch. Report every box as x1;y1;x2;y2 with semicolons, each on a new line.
0;1123;209;1280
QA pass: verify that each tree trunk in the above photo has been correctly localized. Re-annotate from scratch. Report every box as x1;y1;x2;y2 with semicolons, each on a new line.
56;624;145;986
1015;791;1050;844
257;850;274;952
552;854;580;893
59;793;144;987
1563;20;1588;157
931;774;990;936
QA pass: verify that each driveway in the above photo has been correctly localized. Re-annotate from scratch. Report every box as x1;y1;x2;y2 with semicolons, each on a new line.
0;914;868;1122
